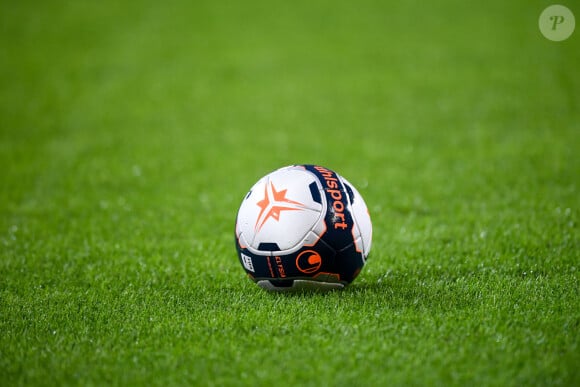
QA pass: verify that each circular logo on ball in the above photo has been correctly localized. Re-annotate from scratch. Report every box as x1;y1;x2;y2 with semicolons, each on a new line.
296;250;322;274
539;5;575;41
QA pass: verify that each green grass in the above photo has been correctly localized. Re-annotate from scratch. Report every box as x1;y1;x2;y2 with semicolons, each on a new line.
1;0;579;385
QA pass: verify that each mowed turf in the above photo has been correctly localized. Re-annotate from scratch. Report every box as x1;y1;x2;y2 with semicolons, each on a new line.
1;0;578;385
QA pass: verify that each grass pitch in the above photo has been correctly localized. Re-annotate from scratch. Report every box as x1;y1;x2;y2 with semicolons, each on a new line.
1;0;579;385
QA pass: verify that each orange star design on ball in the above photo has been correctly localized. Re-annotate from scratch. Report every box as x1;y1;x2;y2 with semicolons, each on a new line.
254;182;306;232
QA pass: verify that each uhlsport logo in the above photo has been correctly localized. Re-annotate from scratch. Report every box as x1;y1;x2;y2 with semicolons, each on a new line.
539;5;575;41
296;250;322;274
254;181;306;232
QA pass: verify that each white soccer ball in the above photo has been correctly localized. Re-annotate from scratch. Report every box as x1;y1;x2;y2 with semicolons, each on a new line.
234;165;372;291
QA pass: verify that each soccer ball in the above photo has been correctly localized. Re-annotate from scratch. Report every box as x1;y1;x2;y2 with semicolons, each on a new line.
234;164;372;291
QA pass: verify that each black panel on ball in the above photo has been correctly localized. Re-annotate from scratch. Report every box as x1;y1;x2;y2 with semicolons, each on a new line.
257;242;280;251
335;244;365;284
343;183;355;204
308;181;322;204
